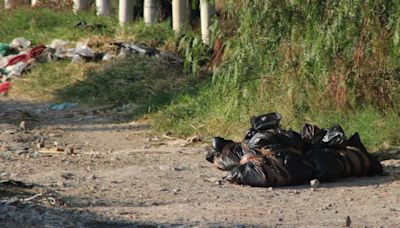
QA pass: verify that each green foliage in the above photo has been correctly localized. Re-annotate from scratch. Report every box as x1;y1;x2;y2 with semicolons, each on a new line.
154;0;400;149
121;20;175;46
0;8;117;44
58;57;192;114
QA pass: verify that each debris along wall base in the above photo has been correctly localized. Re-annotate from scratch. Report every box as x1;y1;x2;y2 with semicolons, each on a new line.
206;112;383;188
0;36;183;95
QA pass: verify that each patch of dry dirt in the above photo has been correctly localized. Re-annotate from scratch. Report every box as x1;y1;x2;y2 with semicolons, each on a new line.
1;97;400;227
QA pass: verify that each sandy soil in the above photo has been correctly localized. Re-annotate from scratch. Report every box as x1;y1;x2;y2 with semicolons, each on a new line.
1;96;400;227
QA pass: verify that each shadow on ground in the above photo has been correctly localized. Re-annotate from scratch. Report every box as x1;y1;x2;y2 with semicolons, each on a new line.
0;184;187;227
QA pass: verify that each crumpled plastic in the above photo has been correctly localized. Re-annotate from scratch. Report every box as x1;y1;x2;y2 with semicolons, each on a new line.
206;112;383;187
6;53;30;66
49;39;69;49
0;43;9;56
50;102;79;111
0;81;11;95
6;62;29;78
10;37;31;49
70;40;95;58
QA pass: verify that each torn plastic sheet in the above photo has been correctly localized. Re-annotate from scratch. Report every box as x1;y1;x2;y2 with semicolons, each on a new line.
50;102;79;111
0;81;11;95
206;112;383;187
6;62;29;77
10;37;31;49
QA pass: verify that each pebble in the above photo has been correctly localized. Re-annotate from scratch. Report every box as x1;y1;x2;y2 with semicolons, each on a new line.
174;165;184;171
61;173;74;179
19;121;26;130
310;179;320;188
159;165;172;171
5;129;16;134
345;215;351;227
56;181;65;188
159;187;168;192
87;175;96;181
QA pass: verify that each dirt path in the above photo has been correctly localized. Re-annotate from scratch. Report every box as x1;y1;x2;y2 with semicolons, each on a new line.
1;97;400;227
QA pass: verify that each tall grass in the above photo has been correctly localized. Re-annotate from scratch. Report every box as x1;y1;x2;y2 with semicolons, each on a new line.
154;0;400;149
0;7;117;44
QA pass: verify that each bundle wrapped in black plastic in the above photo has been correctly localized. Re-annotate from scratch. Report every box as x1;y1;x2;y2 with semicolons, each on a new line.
206;112;383;187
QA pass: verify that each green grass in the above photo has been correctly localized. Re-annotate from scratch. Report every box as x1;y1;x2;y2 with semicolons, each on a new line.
58;56;192;111
152;0;400;150
2;3;400;150
0;8;117;44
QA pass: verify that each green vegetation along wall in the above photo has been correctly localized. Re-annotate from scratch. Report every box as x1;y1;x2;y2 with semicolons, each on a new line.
154;0;400;149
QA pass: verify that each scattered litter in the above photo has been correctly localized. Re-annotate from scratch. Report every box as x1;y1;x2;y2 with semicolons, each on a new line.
72;40;95;58
50;102;79;111
39;147;65;154
10;37;31;49
49;39;69;49
310;179;320;188
0;81;11;95
0;37;184;95
22;193;43;202
19;121;26;130
74;20;106;30
186;135;202;143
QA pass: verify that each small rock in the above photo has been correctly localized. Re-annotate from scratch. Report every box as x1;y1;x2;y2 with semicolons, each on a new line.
19;121;26;130
0;172;10;177
87;175;96;181
268;187;274;191
159;165;171;171
5;129;16;134
65;147;74;155
186;135;202;143
310;179;320;188
16;149;28;155
56;181;65;188
345;215;351;227
174;165;184;171
61;173;74;179
110;156;120;161
36;142;44;149
159;187;168;192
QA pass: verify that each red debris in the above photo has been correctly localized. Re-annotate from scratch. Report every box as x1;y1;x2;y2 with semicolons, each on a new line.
6;53;29;67
0;81;11;95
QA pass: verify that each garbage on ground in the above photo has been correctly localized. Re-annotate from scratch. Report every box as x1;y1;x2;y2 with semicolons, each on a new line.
0;36;184;94
50;102;79;111
74;20;107;30
206;112;383;187
0;80;11;95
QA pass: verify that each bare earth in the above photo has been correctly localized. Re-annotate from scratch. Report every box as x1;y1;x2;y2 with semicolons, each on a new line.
1;97;400;228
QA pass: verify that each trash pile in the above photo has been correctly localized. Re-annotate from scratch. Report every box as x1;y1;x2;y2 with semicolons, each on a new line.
206;112;383;187
0;36;183;95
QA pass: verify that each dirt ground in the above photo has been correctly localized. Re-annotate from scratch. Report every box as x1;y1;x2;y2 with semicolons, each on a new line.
1;96;400;228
